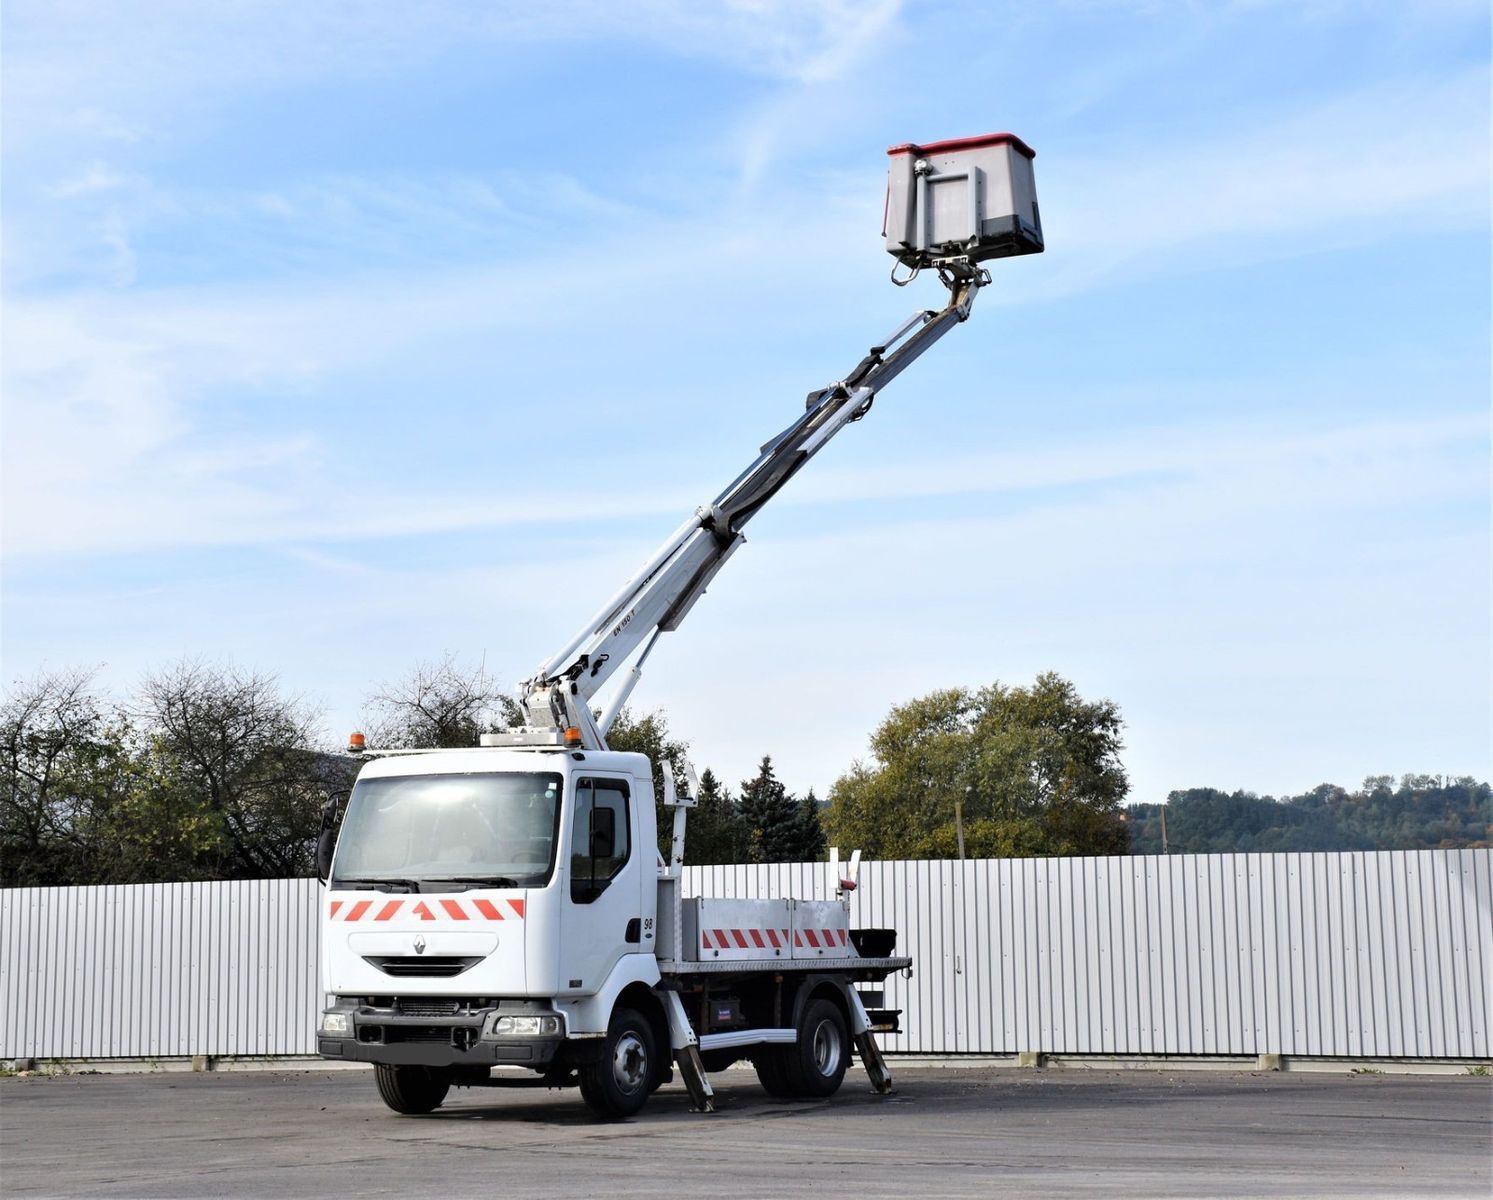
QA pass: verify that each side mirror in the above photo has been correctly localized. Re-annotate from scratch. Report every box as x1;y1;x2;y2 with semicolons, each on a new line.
315;789;350;884
589;805;616;859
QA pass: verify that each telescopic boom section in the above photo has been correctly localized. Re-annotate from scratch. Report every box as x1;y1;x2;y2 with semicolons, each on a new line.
512;268;987;750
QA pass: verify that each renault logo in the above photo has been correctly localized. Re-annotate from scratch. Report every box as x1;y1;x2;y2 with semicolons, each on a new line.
413;934;427;955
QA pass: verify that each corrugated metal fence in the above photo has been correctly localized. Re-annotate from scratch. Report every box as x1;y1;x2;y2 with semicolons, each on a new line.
693;852;1492;1059
2;851;1489;1060
1;880;320;1060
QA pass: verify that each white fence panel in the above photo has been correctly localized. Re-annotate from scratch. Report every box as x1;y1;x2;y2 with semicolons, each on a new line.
1;880;321;1059
2;851;1489;1060
683;850;1493;1058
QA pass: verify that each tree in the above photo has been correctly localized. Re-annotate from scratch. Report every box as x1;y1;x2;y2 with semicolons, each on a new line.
1126;776;1492;854
363;654;520;750
605;706;692;860
739;756;805;863
133;660;338;880
791;788;827;862
683;768;750;864
825;673;1130;859
0;668;136;886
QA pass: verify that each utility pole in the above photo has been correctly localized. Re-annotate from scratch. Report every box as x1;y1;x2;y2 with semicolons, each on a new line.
1160;803;1169;854
955;786;969;861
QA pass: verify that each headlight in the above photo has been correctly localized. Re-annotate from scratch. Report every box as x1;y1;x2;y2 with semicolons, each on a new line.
492;1014;562;1037
321;1012;352;1035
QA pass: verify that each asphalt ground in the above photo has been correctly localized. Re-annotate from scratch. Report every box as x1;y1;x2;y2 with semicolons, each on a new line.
2;1066;1489;1199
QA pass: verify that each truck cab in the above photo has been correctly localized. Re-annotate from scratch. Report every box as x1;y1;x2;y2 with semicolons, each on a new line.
318;748;671;1113
316;742;909;1120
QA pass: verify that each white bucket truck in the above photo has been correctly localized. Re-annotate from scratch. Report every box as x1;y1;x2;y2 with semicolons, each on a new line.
315;133;1042;1119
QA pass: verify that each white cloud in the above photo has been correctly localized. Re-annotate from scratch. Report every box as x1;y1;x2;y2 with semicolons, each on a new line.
3;109;1485;563
48;162;131;198
3;0;905;158
1023;68;1490;300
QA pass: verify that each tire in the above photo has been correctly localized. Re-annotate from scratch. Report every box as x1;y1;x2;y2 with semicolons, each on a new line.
783;998;850;1099
752;1047;796;1098
579;1007;655;1119
647;1013;673;1093
374;1064;451;1115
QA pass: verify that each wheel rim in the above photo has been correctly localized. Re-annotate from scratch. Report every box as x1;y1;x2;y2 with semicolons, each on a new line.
613;1031;648;1094
811;1018;842;1077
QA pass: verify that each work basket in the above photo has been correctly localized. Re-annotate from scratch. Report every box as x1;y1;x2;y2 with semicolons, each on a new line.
883;132;1043;269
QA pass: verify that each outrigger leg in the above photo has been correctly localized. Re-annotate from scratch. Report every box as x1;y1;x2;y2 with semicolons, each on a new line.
662;990;716;1113
848;988;895;1094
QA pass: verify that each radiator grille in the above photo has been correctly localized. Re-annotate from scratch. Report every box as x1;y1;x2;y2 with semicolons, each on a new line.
397;999;460;1018
363;955;481;978
382;1026;462;1044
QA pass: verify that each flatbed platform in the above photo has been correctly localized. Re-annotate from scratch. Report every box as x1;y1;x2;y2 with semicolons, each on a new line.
658;955;911;976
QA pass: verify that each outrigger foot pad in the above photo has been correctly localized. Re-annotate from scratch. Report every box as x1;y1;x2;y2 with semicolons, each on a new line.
674;1044;716;1113
855;1030;895;1094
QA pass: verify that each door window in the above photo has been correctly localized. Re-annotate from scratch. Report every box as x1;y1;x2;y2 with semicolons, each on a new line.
570;778;630;904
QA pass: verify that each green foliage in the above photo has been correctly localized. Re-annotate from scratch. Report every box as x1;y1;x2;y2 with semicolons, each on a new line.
22;652;1481;887
1;662;351;886
738;756;798;862
793;788;828;862
737;756;826;863
1;668;138;886
131;661;343;879
0;664;821;882
1126;776;1492;854
684;768;751;865
604;707;691;861
825;673;1130;859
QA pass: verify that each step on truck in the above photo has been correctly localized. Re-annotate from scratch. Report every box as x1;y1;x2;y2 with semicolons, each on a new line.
314;132;1043;1118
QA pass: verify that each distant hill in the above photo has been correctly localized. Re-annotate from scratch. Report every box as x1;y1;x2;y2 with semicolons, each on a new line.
1126;775;1491;854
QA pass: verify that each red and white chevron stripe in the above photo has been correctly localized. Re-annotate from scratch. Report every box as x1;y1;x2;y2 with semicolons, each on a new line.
700;926;790;952
795;928;850;949
327;897;525;922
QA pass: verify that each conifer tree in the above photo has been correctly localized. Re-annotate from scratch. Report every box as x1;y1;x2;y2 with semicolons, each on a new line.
791;787;827;861
738;755;803;863
684;768;749;864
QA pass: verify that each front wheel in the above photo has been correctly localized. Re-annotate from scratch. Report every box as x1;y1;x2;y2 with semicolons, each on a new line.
374;1064;451;1114
579;1007;655;1119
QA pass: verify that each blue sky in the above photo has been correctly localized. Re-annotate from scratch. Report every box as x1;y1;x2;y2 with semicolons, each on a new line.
2;1;1489;806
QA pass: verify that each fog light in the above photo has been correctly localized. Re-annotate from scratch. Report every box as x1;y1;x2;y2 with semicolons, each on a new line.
321;1012;352;1036
493;1014;561;1036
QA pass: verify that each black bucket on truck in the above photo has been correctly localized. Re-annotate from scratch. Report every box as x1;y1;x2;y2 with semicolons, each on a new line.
850;928;897;958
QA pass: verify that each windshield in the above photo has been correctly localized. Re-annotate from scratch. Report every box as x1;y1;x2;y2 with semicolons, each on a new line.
331;771;563;889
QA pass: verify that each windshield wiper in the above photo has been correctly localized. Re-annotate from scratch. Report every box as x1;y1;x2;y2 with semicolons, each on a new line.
331;876;420;893
423;875;522;890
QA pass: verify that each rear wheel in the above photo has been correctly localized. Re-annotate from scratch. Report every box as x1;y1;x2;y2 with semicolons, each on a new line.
374;1064;451;1114
783;997;850;1098
752;1046;796;1097
579;1007;654;1119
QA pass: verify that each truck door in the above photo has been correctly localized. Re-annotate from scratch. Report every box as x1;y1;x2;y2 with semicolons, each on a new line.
559;775;642;995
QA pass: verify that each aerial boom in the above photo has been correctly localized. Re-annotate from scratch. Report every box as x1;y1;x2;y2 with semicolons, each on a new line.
503;265;988;751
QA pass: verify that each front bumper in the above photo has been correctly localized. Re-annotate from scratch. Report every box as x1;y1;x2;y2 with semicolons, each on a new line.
318;1001;566;1069
318;1036;563;1067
